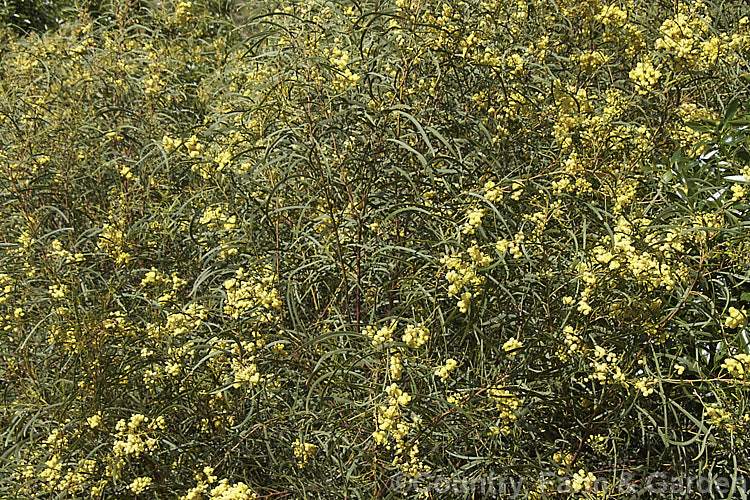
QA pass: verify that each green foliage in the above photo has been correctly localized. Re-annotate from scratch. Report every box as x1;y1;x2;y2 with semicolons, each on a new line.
0;0;73;33
1;0;750;498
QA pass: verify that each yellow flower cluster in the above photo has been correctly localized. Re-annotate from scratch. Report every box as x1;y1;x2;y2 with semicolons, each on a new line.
48;283;67;299
552;83;592;152
143;72;163;98
223;266;282;320
402;323;430;348
374;394;408;440
231;357;261;388
502;338;523;356
365;320;397;347
141;267;188;304
0;273;12;306
496;232;525;259
730;184;748;203
201;205;240;259
654;2;710;71
461;206;487;234
725;307;748;329
396;440;430;478
185;135;205;158
389;354;403;381
371;381;429;477
162;135;183;153
482;179;502;202
185;334;278;395
292;439;318;467
387;383;412;406
87;413;102;429
129;476;153;494
612;180;637;214
562;325;580;353
585;216;687;309
441;246;491;313
179;466;220;500
506;53;525;75
324;44;360;91
97;222;131;264
633;377;656;397
584;345;625;384
112;414;160;457
20;429;77;493
705;404;734;430
213;149;233;172
434;358;458;381
578;50;608;74
200;205;237;232
49;239;83;264
553;450;574;475
721;353;750;378
25;435;101;498
206;480;258;500
567;469;597;493
594;4;627;27
174;0;193;27
699;35;730;69
149;302;207;338
629;58;661;94
16;229;36;254
373;405;399;445
488;387;522;435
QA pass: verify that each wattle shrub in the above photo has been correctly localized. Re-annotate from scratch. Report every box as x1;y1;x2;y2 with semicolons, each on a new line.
1;0;749;497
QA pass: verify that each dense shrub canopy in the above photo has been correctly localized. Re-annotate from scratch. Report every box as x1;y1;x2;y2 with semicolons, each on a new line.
1;0;750;498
